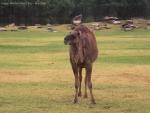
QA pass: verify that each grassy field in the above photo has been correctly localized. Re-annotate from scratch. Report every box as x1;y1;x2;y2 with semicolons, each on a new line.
0;28;150;113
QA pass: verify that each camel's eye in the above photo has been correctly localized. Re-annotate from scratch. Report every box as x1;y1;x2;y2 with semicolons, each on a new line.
77;31;80;36
70;35;76;40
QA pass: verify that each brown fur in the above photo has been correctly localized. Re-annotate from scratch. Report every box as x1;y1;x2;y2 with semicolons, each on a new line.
64;25;98;104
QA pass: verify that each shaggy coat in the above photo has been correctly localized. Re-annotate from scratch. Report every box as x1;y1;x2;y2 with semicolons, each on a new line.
64;25;98;104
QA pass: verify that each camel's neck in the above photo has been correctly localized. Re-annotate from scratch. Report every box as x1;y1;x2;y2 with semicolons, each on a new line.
70;44;79;56
69;44;84;64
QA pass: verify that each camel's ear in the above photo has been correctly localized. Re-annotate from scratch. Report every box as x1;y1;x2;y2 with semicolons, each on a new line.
77;31;82;37
71;30;81;38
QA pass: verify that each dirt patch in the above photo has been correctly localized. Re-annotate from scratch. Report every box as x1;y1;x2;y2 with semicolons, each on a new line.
93;65;150;85
0;69;73;83
0;65;149;84
121;72;150;84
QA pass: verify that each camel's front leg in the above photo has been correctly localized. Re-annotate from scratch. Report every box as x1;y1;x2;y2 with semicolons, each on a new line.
72;65;79;103
78;67;82;97
86;64;96;104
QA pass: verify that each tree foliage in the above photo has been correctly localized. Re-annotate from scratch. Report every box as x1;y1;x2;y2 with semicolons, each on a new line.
0;0;150;25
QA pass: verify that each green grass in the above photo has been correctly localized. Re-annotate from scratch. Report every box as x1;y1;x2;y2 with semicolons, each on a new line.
0;28;150;113
99;56;150;64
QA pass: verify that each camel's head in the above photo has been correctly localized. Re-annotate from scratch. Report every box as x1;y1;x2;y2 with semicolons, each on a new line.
64;31;81;45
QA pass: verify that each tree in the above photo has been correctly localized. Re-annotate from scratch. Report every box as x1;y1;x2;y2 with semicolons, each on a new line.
0;0;150;25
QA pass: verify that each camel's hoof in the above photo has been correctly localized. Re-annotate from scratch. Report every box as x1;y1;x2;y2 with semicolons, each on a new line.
74;99;78;104
78;92;82;97
84;94;88;98
91;100;96;104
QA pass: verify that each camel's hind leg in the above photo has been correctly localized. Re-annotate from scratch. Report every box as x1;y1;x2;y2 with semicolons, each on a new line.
84;73;88;98
86;64;96;104
78;67;82;97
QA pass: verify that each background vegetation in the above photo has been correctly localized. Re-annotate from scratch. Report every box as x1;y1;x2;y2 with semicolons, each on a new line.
0;0;150;24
